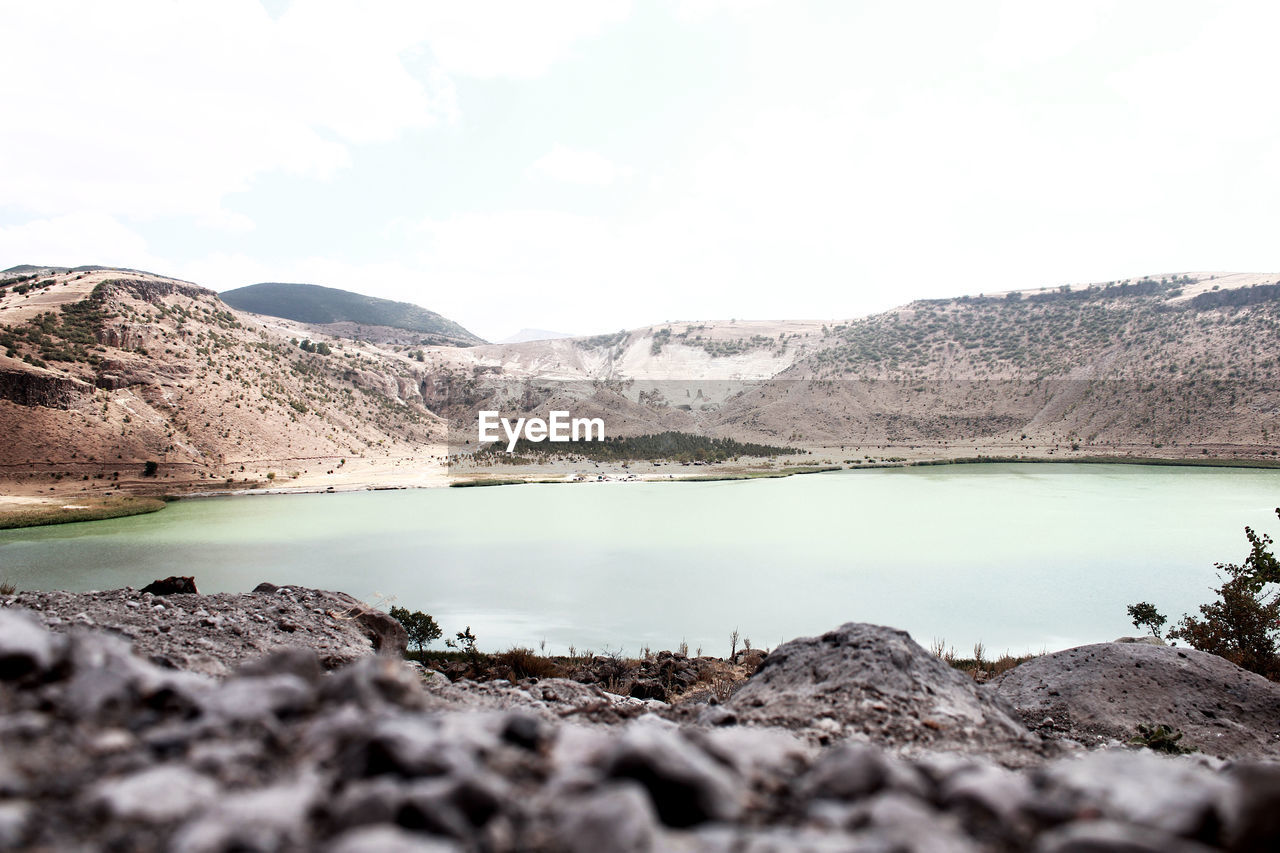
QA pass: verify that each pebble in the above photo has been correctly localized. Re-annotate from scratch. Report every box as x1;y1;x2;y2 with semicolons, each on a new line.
92;764;220;823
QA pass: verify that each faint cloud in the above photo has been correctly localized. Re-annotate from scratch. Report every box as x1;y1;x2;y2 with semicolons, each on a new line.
529;144;633;186
0;214;160;271
0;0;626;231
668;0;774;24
413;0;633;78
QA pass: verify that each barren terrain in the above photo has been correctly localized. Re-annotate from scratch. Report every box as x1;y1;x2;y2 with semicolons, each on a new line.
2;266;1278;501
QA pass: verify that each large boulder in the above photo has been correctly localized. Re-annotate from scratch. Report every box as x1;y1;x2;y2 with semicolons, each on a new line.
992;642;1280;758
723;623;1041;761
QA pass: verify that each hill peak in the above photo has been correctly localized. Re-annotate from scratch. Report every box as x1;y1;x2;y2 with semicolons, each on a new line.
219;282;484;346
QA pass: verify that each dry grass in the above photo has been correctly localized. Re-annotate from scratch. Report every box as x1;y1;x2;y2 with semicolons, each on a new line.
494;647;563;680
0;496;166;530
932;638;1039;683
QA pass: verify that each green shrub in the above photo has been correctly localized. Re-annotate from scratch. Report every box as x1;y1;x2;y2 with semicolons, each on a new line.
1167;509;1280;679
389;606;443;653
1130;723;1196;755
1126;602;1166;638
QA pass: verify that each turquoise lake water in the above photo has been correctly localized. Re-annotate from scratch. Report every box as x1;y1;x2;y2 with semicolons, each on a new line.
3;463;1278;657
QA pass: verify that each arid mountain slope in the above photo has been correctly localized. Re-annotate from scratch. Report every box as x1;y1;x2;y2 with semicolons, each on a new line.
1;267;1277;498
0;268;446;495
432;272;1280;454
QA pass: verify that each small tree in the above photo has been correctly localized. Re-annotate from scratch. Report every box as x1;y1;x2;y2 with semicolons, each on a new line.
142;460;159;477
389;606;442;653
446;626;479;658
1126;601;1166;638
1168;509;1280;679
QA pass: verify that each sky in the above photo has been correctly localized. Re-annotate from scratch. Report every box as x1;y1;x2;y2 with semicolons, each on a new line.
3;1;1280;342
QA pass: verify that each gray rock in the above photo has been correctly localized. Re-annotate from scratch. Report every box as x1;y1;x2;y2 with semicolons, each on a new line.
1222;760;1280;851
201;673;314;722
692;824;909;852
1036;751;1232;841
557;782;658;853
236;644;323;682
1033;819;1218;853
0;801;31;849
6;586;402;676
4;608;1280;853
338;715;473;780
994;642;1280;758
393;773;507;843
854;791;977;853
91;764;219;823
941;762;1037;845
322;654;431;712
326;826;463;853
170;773;321;853
798;744;890;801
602;722;744;827
725;623;1037;759
0;609;59;680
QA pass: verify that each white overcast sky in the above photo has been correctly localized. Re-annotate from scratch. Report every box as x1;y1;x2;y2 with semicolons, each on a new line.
3;1;1280;341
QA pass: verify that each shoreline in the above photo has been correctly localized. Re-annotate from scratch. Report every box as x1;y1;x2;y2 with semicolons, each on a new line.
0;495;168;530
2;450;1278;529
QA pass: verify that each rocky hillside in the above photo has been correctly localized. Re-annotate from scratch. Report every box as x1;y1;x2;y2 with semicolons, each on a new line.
3;266;1279;495
221;282;485;348
0;267;447;494
433;272;1280;457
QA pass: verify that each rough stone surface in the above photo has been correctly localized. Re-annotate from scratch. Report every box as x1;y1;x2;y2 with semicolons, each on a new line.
993;642;1280;758
4;584;406;675
724;622;1045;761
4;606;1280;852
141;575;199;596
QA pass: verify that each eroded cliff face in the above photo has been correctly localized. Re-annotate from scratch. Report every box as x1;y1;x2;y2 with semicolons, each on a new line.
0;366;93;409
93;276;212;305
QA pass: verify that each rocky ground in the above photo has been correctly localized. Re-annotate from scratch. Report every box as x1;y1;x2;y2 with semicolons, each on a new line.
2;588;1280;851
4;584;407;676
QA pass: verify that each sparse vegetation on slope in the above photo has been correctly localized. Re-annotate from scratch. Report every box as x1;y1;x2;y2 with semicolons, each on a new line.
806;275;1280;382
0;269;445;496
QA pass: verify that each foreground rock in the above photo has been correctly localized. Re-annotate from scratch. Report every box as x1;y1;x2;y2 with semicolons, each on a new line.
4;608;1280;852
994;642;1280;758
722;622;1047;763
2;584;406;675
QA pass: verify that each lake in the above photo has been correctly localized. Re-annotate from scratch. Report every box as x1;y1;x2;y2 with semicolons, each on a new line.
3;463;1278;658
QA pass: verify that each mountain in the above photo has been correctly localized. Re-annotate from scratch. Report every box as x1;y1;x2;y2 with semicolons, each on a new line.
3;263;180;279
432;272;1280;454
0;268;448;494
2;267;1278;498
219;282;485;347
498;328;575;344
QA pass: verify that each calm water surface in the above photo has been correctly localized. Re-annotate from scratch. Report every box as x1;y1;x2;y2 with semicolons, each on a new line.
3;463;1278;657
